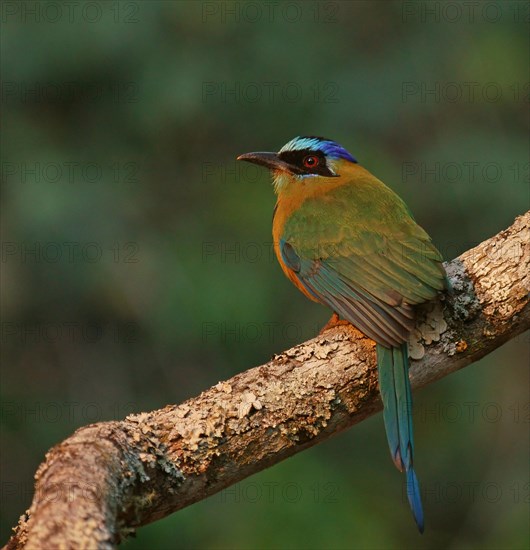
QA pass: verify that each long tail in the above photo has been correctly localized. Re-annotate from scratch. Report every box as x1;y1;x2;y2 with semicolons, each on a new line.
376;342;424;533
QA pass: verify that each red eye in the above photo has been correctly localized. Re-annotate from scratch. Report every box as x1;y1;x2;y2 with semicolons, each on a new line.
303;155;319;168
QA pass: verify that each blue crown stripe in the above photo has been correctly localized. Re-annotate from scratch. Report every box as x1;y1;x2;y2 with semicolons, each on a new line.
279;136;357;163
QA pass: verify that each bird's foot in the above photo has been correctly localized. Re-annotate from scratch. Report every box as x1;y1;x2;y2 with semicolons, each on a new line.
319;312;351;335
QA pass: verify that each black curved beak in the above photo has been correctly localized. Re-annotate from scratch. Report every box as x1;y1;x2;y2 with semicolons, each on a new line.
237;152;291;172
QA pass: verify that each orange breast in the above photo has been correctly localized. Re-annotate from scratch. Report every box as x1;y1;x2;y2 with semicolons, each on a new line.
271;172;348;303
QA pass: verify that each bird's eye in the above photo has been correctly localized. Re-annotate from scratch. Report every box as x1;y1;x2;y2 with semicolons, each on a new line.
303;155;319;168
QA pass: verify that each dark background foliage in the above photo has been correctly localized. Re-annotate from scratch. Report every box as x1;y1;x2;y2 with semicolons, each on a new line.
1;1;528;548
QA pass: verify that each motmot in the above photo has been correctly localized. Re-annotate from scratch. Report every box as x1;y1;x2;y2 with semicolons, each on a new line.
237;136;447;532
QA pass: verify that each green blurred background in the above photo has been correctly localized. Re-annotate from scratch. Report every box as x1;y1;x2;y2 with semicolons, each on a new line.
1;1;529;548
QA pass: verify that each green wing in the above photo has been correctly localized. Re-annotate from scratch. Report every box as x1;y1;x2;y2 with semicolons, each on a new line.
280;177;446;347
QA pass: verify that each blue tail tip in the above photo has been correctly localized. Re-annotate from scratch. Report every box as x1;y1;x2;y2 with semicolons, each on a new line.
416;515;425;534
406;468;425;534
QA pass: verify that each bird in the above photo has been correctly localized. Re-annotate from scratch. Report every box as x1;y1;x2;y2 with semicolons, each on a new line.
237;136;448;532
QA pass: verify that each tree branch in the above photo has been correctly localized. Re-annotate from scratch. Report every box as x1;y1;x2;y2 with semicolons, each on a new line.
5;212;530;550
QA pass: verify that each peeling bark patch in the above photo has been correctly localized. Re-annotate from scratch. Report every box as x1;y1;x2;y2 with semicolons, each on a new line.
409;300;449;359
461;215;530;324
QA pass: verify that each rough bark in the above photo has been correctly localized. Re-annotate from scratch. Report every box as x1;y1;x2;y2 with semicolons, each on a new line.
5;212;530;550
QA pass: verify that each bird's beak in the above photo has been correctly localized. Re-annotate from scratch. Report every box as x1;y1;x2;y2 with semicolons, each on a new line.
236;152;291;172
